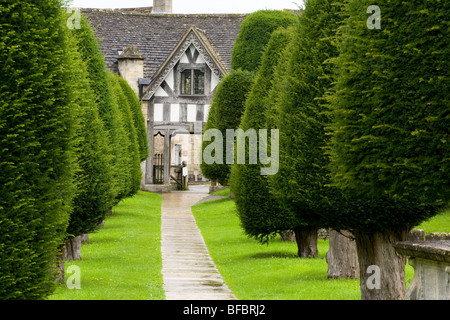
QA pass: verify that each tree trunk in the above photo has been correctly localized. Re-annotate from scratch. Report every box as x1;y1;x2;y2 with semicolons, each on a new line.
326;230;359;279
354;228;409;300
294;226;318;258
55;248;65;284
63;236;82;261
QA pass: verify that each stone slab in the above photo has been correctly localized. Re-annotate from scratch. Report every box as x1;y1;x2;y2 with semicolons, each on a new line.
394;240;450;263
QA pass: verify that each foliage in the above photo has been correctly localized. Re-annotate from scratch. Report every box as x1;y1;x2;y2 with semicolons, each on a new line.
230;26;298;244
74;16;134;203
269;0;346;231
66;29;116;239
108;72;142;198
326;0;449;232
231;10;299;72
201;70;254;185
0;0;77;299
118;78;149;162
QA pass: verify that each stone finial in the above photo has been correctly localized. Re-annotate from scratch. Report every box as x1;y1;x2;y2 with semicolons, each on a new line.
118;46;144;60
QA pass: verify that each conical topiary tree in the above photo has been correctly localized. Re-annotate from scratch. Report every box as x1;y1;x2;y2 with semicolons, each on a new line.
108;72;142;198
201;70;255;186
268;0;349;256
63;28;116;259
74;15;130;203
118;76;149;162
230;26;300;247
268;0;360;270
0;0;78;299
327;0;449;299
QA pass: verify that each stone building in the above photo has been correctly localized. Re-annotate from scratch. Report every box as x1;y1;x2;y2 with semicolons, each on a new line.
82;0;246;191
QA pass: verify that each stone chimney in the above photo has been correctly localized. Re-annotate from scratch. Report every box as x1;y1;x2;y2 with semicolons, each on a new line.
118;46;145;97
153;0;172;14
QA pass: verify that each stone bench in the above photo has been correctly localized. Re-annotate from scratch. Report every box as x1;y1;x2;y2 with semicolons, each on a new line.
393;230;450;300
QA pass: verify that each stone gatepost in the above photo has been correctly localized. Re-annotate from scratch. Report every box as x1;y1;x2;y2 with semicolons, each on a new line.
394;230;450;300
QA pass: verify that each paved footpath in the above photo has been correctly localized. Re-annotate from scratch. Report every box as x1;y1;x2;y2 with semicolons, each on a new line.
161;186;236;300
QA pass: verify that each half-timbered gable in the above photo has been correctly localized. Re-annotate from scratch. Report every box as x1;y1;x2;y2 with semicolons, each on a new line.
82;6;246;191
143;26;228;130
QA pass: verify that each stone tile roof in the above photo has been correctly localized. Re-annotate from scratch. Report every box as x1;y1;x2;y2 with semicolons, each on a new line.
81;9;247;80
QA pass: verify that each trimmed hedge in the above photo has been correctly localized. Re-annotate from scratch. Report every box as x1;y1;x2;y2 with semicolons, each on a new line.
0;1;78;299
201;70;254;185
230;26;298;244
231;10;298;72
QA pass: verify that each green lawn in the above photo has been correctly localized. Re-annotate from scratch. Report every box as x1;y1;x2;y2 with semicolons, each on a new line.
192;195;359;300
193;188;449;300
48;187;448;300
414;208;450;234
49;191;164;300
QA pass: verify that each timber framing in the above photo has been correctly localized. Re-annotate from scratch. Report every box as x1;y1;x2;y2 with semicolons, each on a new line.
142;26;229;101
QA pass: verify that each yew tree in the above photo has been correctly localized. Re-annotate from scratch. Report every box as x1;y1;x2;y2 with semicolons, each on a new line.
230;26;300;247
232;10;299;72
268;0;347;258
74;15;131;203
327;0;449;299
108;72;142;198
201;70;254;185
0;0;77;299
118;77;149;162
65;29;115;254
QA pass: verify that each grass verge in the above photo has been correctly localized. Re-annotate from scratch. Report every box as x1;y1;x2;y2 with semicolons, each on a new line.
49;191;164;300
194;188;449;300
192;195;359;300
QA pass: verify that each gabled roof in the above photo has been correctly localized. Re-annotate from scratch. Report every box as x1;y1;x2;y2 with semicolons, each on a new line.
81;9;246;80
142;26;229;100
